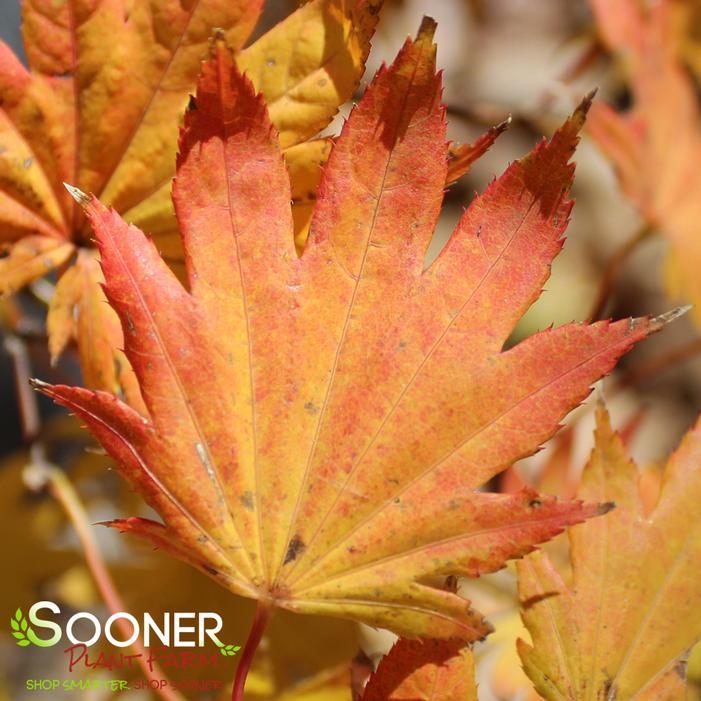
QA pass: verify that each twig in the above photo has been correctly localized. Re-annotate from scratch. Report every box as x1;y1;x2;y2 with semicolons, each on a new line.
231;602;270;701
614;338;701;390
588;223;654;322
3;334;41;442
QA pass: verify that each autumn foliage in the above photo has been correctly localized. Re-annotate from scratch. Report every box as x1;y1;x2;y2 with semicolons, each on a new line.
519;405;701;700
2;0;701;699
0;0;380;403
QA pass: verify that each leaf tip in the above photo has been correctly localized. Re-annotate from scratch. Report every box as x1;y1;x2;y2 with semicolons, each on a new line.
479;618;496;641
583;87;599;107
570;89;598;131
28;378;62;405
208;27;227;51
28;377;49;392
598;500;616;515
496;115;513;134
63;183;91;208
95;519;121;529
650;304;692;331
417;15;438;43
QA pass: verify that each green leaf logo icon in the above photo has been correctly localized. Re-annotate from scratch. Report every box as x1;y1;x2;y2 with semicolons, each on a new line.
218;643;241;657
10;608;33;647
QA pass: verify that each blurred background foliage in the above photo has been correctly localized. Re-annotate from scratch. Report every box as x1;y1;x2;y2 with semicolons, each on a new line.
2;0;701;699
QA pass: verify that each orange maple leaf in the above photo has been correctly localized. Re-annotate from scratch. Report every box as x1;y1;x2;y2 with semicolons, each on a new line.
361;638;476;701
34;21;672;640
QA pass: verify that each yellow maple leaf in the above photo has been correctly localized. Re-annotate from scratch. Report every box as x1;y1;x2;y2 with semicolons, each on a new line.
518;404;701;700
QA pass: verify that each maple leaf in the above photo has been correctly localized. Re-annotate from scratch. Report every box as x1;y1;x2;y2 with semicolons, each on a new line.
33;19;672;640
360;638;476;701
0;0;381;402
46;248;142;407
518;404;701;700
284;120;509;254
587;0;701;324
445;119;511;187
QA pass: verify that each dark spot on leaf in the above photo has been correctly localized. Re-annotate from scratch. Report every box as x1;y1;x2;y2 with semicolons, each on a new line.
529;498;542;509
239;491;254;511
202;564;219;576
187;95;197;112
283;535;305;565
304;401;319;415
603;677;616;700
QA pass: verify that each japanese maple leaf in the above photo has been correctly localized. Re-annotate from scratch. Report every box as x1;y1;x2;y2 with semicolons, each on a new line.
361;638;476;701
587;0;701;325
0;0;381;405
35;19;671;640
518;404;701;700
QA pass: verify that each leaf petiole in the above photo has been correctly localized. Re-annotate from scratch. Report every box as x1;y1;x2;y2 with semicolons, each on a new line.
231;602;270;701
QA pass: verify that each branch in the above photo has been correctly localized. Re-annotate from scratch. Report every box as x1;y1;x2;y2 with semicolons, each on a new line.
588;223;654;322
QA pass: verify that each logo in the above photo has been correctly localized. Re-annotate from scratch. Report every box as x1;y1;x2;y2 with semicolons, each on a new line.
10;608;49;648
11;602;240;657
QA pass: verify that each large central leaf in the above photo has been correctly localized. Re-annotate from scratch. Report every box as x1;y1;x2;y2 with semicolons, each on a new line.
36;21;666;640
